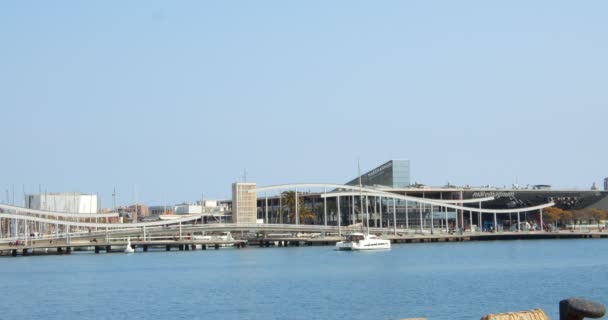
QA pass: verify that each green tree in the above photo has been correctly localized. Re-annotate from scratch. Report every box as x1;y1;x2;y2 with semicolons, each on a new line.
543;207;562;227
560;210;573;227
589;208;607;229
281;191;315;224
571;210;588;225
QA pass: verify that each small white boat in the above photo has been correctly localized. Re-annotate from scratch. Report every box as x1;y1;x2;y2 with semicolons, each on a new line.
192;232;234;247
336;162;391;251
336;232;391;251
124;237;135;253
216;232;234;247
192;235;213;241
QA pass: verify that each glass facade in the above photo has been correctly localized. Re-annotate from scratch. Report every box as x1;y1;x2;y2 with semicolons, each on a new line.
346;159;410;188
391;160;410;188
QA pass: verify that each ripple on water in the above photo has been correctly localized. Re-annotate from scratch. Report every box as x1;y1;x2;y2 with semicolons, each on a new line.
1;239;607;320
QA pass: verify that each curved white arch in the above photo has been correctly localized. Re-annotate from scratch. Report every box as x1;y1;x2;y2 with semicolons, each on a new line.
0;212;203;228
320;191;554;213
406;197;495;204
0;204;119;218
251;183;371;193
250;183;494;203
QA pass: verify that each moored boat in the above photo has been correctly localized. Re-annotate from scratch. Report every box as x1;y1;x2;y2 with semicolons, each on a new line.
335;161;391;251
124;237;135;253
336;232;391;251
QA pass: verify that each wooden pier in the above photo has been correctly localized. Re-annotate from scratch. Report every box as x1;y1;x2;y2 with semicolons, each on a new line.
0;239;247;257
2;231;607;257
249;231;608;247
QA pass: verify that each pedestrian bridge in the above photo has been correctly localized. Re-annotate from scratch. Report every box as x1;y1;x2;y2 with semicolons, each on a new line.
0;182;555;244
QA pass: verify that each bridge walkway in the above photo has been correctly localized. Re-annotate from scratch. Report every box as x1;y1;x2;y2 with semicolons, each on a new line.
0;238;247;257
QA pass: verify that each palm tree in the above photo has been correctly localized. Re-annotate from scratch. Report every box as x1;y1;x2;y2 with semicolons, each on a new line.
281;191;296;216
281;191;315;224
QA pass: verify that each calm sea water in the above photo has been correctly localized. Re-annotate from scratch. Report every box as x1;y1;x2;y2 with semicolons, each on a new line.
1;239;607;320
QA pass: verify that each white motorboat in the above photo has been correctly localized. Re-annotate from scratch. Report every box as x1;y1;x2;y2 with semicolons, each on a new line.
215;232;234;247
217;232;233;241
124;237;135;253
336;161;391;251
191;232;234;247
336;232;391;251
192;234;213;240
212;232;235;247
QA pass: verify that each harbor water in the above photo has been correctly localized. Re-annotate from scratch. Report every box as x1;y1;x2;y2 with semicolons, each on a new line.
1;239;608;320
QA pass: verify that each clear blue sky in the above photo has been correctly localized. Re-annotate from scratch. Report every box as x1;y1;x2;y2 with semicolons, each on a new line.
1;1;607;207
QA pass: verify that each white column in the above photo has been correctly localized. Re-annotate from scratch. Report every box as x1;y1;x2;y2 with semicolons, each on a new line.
295;188;299;225
478;202;482;232
469;211;473;233
360;194;364;223
493;212;498;232
379;197;383;229
365;196;370;230
405;199;409;230
351;195;355;225
460;191;464;230
442;192;448;233
445;206;449;232
455;207;459;232
179;222;182;239
421;193;425;231
430;203;434;234
419;200;423;232
324;188;327;227
539;208;543;232
393;198;397;236
517;212;521;232
337;196;341;236
373;197;378;228
264;192;268;224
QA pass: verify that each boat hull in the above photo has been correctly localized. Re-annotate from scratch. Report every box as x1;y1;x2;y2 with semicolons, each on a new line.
336;240;391;251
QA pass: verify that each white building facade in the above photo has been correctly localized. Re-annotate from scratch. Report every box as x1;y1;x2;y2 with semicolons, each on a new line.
25;193;98;214
232;183;257;223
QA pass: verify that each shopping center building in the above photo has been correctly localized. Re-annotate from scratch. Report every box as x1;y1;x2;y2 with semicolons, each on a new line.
247;160;608;231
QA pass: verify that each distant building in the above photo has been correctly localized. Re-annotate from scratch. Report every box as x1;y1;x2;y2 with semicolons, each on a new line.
174;204;202;215
244;160;608;229
124;204;149;221
604;178;608;191
25;192;97;213
346;159;410;188
174;201;229;215
148;206;173;217
232;183;257;223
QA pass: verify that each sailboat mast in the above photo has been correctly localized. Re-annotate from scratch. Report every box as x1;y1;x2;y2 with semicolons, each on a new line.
112;187;116;213
134;184;137;224
358;160;368;235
